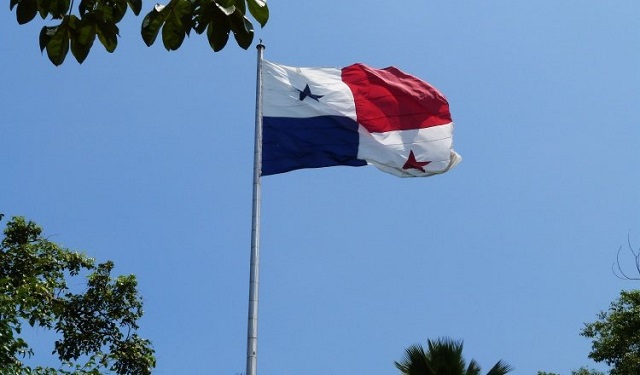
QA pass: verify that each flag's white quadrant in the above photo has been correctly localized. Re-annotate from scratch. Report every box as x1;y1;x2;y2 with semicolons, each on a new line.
262;61;357;120
358;125;460;177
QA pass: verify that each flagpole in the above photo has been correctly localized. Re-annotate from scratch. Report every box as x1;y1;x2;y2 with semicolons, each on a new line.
246;42;265;375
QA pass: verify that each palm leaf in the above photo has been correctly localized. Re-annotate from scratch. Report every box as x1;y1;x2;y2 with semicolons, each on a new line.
426;338;466;374
466;359;482;375
486;360;513;375
395;344;432;375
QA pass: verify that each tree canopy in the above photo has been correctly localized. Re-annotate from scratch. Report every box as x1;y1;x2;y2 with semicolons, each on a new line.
395;337;512;375
537;367;605;375
581;289;640;375
8;0;269;65
0;216;155;374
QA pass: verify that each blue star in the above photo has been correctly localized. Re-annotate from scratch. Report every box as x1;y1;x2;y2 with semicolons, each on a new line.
298;84;324;102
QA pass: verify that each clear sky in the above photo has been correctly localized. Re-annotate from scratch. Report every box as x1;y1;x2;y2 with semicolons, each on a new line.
1;1;639;374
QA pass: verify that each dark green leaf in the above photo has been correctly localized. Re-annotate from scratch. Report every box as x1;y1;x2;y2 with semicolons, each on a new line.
142;0;191;50
47;0;71;18
193;0;215;34
127;0;142;15
45;18;70;66
39;25;57;52
95;19;118;52
176;0;193;36
205;9;229;51
16;0;38;24
141;5;169;46
70;16;96;63
247;0;268;27
78;0;96;17
38;0;51;18
107;0;129;23
161;14;187;50
9;0;19;10
216;0;235;14
232;0;244;14
229;11;253;49
96;0;117;23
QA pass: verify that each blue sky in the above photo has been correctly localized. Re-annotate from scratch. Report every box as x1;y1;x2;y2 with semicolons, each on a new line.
1;1;639;374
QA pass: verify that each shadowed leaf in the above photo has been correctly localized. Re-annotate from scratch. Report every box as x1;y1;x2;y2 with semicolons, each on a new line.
247;0;267;27
96;18;119;52
229;10;253;49
15;0;38;24
160;0;192;50
206;6;230;51
70;16;97;63
45;18;70;65
141;4;169;46
127;0;142;15
47;0;71;19
39;25;57;52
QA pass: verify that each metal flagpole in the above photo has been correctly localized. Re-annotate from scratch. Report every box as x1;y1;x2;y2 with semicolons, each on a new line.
246;42;265;375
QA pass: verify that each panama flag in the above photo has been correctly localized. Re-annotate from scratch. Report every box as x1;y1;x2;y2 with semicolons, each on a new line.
261;60;461;177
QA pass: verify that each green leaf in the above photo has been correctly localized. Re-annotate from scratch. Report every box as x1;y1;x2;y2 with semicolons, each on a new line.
47;0;71;19
141;4;169;46
15;0;38;24
142;0;191;50
247;0;268;27
127;0;142;15
229;11;253;49
215;0;235;13
95;19;118;52
37;0;51;18
70;16;96;63
232;0;244;14
161;14;187;50
39;25;57;52
109;0;129;23
205;10;230;51
45;18;70;65
192;0;215;34
95;0;117;23
174;0;193;33
9;0;19;10
78;0;96;17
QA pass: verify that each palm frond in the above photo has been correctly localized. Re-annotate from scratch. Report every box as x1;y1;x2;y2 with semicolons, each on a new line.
466;359;482;375
486;360;513;375
395;344;431;375
426;338;466;374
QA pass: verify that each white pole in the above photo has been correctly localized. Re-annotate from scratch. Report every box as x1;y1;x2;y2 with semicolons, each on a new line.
246;42;265;375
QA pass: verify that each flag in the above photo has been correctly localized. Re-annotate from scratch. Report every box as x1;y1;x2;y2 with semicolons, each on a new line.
261;60;461;177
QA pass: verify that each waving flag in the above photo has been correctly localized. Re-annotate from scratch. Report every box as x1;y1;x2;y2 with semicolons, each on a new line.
261;60;461;177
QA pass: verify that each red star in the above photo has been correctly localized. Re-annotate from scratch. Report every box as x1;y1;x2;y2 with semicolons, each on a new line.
402;150;430;172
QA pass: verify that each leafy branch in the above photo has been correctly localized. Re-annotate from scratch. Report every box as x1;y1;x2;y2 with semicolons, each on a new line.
9;0;269;65
0;216;155;374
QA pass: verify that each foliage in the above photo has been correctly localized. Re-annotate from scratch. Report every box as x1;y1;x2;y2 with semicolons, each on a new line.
571;368;605;375
395;337;512;375
581;289;640;375
0;216;155;374
8;0;269;65
537;367;605;375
